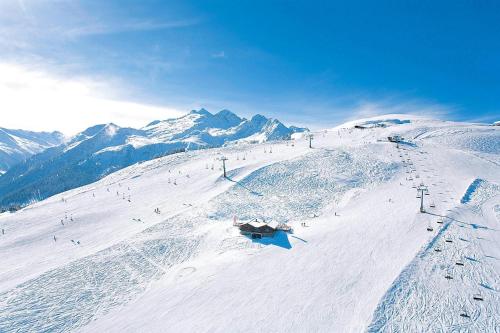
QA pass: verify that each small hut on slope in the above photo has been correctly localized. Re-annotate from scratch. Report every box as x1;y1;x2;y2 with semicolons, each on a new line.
239;221;277;239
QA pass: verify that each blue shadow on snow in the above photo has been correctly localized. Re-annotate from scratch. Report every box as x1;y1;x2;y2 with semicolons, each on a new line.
460;178;484;204
479;283;498;292
250;231;292;249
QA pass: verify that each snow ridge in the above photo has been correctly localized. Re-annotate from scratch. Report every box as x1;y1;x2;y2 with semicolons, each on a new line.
0;110;306;208
0;128;64;174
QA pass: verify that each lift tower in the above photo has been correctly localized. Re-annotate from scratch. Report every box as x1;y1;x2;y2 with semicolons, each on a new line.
417;184;429;213
220;156;228;178
307;134;314;148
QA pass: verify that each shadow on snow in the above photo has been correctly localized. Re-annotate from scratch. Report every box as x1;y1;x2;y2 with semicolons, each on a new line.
248;231;292;249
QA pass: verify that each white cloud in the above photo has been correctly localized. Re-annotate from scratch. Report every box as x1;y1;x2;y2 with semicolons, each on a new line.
64;19;200;39
211;51;226;59
347;99;455;121
0;62;184;134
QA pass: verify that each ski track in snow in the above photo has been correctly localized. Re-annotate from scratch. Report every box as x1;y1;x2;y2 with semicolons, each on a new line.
209;148;398;223
0;213;201;333
368;178;500;332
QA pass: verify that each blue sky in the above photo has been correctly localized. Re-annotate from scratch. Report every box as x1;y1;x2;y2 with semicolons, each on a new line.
1;0;499;133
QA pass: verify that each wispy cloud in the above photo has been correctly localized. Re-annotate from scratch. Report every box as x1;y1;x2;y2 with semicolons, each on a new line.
346;98;457;121
0;62;184;134
466;111;499;124
211;51;226;59
64;18;200;38
0;0;200;48
17;0;27;14
218;94;459;131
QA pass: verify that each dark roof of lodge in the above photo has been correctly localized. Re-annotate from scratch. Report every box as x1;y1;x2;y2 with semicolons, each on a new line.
239;222;276;234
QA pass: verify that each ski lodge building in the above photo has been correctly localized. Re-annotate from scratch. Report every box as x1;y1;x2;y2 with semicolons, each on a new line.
239;221;277;239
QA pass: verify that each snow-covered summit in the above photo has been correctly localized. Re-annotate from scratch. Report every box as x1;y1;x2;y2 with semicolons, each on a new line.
142;108;301;144
0;128;64;174
0;109;306;208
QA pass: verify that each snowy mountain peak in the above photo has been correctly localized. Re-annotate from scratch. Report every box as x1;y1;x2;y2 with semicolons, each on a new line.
0;109;306;208
73;124;108;140
250;114;268;124
67;123;123;147
0;128;64;174
214;109;242;124
102;123;120;137
189;108;212;116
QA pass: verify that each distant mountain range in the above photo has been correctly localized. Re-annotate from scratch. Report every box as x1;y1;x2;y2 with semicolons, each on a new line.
0;109;307;208
0;128;64;174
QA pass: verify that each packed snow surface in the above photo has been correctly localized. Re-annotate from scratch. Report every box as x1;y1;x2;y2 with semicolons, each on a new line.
0;115;498;332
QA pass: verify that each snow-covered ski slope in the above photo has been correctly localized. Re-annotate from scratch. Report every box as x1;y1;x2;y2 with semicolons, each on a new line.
0;114;498;332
